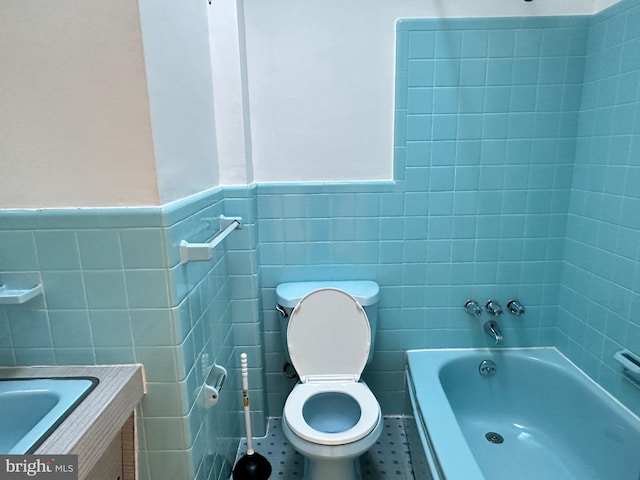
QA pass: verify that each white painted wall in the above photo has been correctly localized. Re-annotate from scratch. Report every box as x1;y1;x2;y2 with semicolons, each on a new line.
0;0;159;208
139;0;220;204
239;0;607;183
0;0;220;208
208;0;254;185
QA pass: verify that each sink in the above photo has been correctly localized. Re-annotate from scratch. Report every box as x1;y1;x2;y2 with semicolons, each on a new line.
0;377;99;454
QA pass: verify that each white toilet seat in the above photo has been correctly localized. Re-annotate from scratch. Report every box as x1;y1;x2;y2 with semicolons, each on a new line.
287;288;371;383
284;381;381;446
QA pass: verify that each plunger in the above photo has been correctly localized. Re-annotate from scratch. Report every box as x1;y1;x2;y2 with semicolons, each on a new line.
232;352;272;480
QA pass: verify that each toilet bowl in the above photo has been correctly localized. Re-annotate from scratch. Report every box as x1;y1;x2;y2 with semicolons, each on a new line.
280;287;382;480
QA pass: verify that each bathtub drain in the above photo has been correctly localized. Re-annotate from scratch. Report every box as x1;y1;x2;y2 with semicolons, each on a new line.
485;432;504;444
479;360;497;376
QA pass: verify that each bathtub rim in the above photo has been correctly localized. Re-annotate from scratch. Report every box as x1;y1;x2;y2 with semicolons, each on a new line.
404;346;640;480
406;349;485;480
408;346;640;423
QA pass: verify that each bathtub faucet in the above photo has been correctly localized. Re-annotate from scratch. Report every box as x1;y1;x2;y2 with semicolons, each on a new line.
484;320;503;345
464;299;482;316
507;299;526;316
485;300;503;316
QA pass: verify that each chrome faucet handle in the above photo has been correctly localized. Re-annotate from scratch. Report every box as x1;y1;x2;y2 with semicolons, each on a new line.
507;299;525;316
464;299;482;316
485;300;503;316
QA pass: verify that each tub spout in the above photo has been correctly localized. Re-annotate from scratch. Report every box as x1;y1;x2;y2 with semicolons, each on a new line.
484;320;503;345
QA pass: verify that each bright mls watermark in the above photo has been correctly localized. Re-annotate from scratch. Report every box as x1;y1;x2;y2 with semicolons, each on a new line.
0;456;77;480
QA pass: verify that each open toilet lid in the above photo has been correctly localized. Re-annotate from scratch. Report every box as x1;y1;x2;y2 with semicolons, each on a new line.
287;288;371;383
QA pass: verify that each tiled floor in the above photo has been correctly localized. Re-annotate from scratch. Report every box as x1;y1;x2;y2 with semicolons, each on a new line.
235;416;415;479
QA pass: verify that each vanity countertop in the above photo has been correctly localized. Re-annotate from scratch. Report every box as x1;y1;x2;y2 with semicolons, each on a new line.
0;364;145;479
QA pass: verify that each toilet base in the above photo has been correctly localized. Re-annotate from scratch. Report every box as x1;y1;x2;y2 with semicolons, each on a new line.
282;413;383;480
301;455;361;480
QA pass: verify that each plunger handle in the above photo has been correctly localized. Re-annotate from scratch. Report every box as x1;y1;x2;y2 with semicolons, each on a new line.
241;352;255;455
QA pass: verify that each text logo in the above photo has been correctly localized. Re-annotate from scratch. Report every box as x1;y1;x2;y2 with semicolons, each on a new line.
0;456;77;480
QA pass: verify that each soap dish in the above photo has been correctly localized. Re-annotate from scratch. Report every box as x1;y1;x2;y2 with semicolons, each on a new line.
0;284;43;305
614;350;640;383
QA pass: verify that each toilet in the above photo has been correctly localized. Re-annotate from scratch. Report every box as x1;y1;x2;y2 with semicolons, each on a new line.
276;281;382;480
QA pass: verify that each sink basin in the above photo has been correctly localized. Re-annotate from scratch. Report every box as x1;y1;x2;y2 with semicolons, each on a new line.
0;377;99;454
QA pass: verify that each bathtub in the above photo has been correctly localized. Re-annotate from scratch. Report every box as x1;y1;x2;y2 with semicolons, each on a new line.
405;348;640;480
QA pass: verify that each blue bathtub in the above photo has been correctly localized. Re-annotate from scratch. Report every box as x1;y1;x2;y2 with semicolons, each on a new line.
405;348;640;480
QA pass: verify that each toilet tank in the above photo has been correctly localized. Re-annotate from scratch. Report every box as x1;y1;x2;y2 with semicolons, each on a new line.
275;281;380;365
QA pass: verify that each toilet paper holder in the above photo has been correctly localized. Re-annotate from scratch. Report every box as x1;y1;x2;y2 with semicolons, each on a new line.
207;363;227;390
202;362;227;408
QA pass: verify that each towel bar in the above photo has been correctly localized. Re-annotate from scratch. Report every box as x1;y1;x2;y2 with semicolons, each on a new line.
179;215;242;264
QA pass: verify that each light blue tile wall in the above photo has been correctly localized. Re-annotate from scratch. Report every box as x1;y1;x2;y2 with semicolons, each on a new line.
255;16;590;418
0;188;253;480
558;0;640;417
